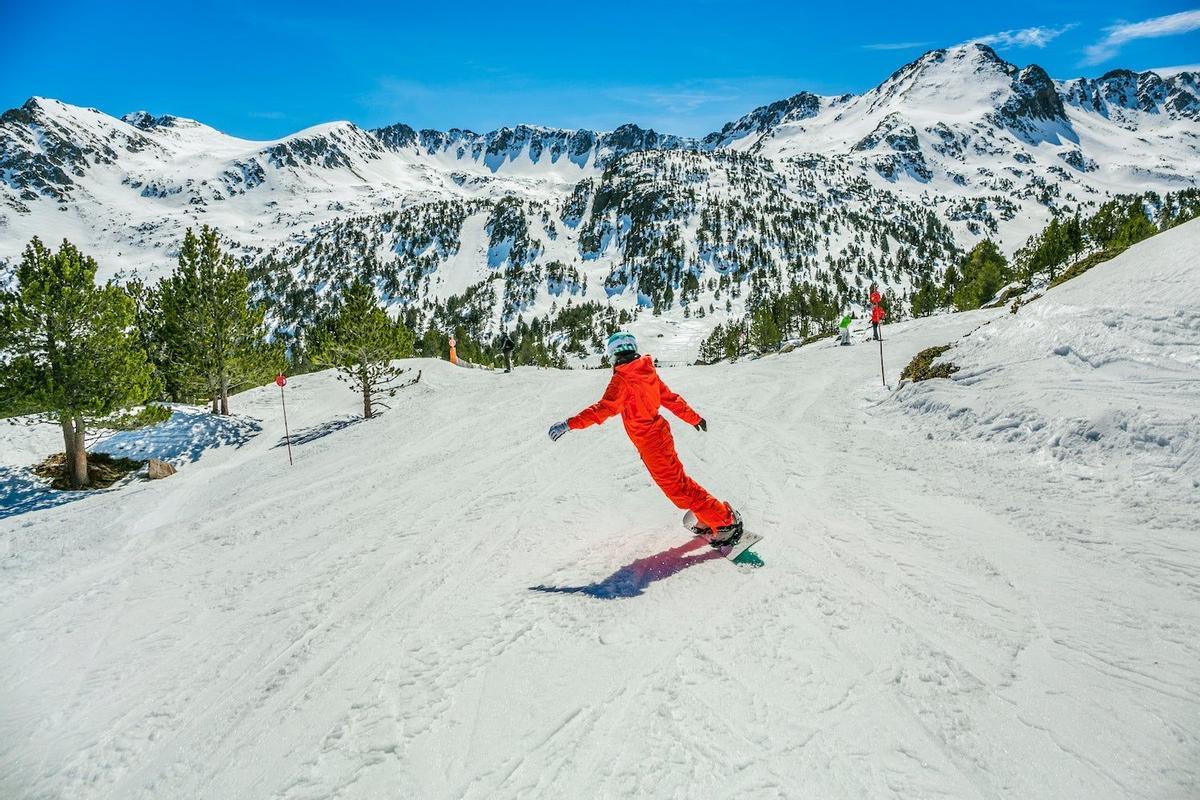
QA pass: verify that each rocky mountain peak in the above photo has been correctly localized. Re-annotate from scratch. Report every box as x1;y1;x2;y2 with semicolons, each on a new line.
1062;67;1200;121
996;63;1068;133
122;111;163;130
883;43;1015;89
120;111;200;131
702;92;822;149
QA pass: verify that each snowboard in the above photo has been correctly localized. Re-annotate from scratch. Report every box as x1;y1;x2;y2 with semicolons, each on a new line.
683;510;764;565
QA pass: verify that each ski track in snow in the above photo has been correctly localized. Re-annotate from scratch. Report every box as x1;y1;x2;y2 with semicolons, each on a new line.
2;229;1200;798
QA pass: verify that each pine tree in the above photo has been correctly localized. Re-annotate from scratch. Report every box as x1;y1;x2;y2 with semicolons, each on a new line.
748;306;781;352
1086;200;1125;249
1114;204;1156;247
910;278;940;318
952;240;1011;311
1065;213;1084;260
0;238;155;487
125;277;173;399
313;279;417;419
157;227;275;413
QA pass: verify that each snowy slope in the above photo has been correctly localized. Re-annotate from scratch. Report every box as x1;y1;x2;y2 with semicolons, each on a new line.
2;225;1198;798
895;217;1200;493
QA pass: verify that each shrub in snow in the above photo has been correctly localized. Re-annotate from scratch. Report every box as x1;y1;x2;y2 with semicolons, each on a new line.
901;345;961;383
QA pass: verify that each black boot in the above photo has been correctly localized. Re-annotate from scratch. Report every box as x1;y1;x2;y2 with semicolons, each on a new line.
708;509;744;548
683;510;709;536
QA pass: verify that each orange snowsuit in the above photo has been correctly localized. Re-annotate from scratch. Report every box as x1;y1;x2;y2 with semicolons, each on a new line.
567;355;733;532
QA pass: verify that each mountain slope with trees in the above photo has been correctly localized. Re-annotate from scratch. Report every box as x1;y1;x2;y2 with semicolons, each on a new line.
1;45;1197;363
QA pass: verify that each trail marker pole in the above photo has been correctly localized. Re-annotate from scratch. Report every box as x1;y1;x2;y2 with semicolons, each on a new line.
870;286;887;388
878;333;886;388
275;374;293;465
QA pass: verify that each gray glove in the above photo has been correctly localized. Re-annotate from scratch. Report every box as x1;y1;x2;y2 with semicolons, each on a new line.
548;421;570;442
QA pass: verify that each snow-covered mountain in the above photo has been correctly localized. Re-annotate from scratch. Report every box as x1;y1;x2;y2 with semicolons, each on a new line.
0;99;691;267
733;47;1198;210
1;44;1197;359
3;219;1197;798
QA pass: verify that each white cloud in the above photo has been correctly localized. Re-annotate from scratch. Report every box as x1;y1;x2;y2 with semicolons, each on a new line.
1084;10;1200;65
1148;63;1200;78
861;41;934;51
360;76;821;137
604;85;739;115
971;24;1076;49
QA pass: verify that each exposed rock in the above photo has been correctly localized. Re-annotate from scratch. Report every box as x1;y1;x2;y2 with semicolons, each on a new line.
147;458;177;480
998;65;1067;129
1059;149;1098;172
701;92;822;149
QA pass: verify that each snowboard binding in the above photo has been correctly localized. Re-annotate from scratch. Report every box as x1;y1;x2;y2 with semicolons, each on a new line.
682;509;763;565
683;509;744;548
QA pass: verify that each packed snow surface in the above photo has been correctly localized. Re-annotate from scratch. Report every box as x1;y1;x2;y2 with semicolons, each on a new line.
1;225;1198;798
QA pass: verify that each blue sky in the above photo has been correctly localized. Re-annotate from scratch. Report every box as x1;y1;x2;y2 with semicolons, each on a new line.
2;1;1198;139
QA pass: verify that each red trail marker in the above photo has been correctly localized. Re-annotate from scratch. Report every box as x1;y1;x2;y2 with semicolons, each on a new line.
276;374;293;465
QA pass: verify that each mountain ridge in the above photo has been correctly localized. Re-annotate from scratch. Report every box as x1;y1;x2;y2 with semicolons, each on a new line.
1;44;1197;361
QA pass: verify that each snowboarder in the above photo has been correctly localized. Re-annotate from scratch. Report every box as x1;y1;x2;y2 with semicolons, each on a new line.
838;312;853;346
500;330;516;373
547;331;743;547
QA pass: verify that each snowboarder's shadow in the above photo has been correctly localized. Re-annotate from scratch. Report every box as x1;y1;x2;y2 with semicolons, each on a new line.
530;538;724;599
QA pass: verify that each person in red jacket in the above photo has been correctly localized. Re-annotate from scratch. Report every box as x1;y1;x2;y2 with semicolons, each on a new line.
547;332;743;546
869;285;885;341
870;302;885;341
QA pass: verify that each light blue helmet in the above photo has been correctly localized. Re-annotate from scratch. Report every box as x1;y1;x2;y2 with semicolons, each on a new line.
605;331;638;359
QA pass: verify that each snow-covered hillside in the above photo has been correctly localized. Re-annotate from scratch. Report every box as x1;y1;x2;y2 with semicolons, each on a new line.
2;45;1197;363
896;216;1200;491
1;221;1197;798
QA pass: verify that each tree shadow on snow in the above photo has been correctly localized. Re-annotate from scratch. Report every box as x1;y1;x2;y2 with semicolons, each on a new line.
275;415;364;448
0;467;85;520
95;409;261;464
530;537;724;599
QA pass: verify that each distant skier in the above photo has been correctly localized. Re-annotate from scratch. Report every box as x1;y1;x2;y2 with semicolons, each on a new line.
870;303;886;341
838;312;853;346
500;330;516;373
870;286;885;341
547;332;743;547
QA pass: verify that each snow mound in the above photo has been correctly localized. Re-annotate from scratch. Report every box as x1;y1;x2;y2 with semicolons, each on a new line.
895;218;1200;488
